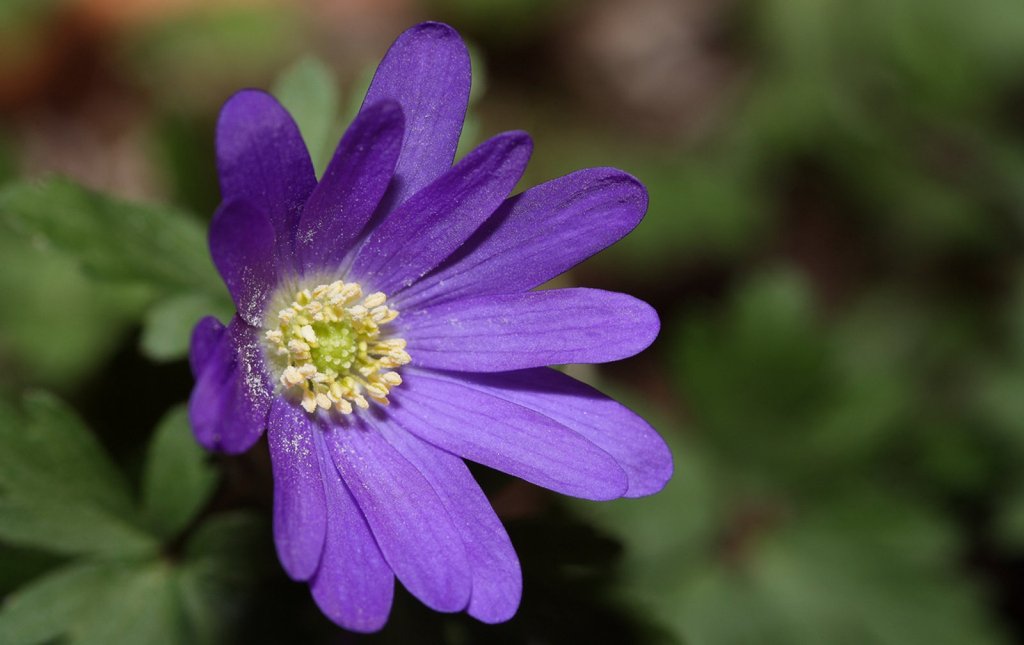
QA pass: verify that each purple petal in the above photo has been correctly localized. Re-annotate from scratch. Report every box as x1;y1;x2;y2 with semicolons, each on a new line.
296;100;405;274
401;169;648;309
267;399;327;581
189;316;226;378
323;416;471;613
448;369;672;498
187;317;273;454
352;131;532;296
361;22;471;211
388;370;628;500
403;288;660;372
310;429;395;633
373;419;521;623
216;89;316;268
208;199;278;326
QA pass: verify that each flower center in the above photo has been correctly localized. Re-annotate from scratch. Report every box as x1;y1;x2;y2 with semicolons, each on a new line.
264;280;410;414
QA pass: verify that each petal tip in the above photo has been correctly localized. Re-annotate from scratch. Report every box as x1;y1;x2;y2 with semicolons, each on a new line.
497;129;534;153
583;167;650;229
469;599;522;625
216;89;290;139
621;295;660;357
617;169;650;221
641;300;661;349
467;130;532;174
313;598;391;634
220;86;276;107
624;436;675;498
404;21;463;42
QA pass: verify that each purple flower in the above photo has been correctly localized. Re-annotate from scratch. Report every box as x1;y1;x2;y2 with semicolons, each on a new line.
188;21;672;632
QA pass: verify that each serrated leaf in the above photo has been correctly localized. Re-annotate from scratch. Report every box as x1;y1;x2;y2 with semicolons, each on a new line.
272;56;342;177
0;561;120;645
141;406;218;539
0;177;219;294
0;393;132;516
139;291;232;363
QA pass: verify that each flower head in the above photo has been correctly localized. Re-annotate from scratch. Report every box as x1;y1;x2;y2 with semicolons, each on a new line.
189;21;672;632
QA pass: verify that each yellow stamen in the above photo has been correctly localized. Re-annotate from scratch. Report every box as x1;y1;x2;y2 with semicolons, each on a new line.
264;279;410;415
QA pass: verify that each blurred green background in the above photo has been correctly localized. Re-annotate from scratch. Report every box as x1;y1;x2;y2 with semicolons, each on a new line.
2;0;1024;643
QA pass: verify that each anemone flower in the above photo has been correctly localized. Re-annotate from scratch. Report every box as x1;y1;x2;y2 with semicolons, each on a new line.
188;21;672;632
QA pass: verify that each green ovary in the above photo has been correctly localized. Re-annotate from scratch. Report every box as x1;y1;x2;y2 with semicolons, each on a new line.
308;322;362;372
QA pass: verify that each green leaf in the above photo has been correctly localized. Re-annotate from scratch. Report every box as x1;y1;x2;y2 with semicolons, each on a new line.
177;512;272;644
0;177;219;294
0;513;270;645
0;236;149;390
139;292;232;362
0;393;156;557
0;545;62;596
0;394;262;643
141;406;218;539
744;497;1003;645
995;480;1024;549
68;562;188;645
572;427;716;571
0;498;157;558
0;561;120;645
183;511;270;565
614;157;764;271
582;472;1005;645
0;393;133;516
673;268;836;478
272;56;342;177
